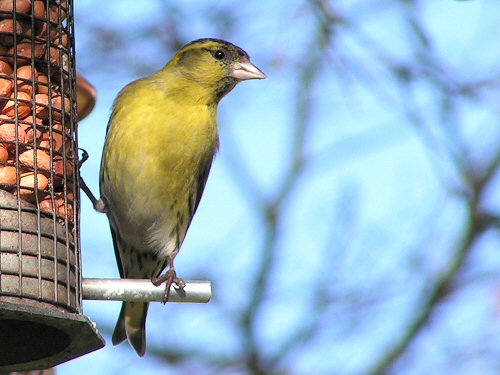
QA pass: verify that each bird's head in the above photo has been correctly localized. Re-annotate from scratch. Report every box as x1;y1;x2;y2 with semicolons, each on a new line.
166;38;266;103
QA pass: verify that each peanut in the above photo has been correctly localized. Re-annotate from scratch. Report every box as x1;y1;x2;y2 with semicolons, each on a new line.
22;116;43;143
0;59;12;76
0;0;32;14
50;94;70;121
0;77;12;98
34;93;48;118
0;165;16;184
0;60;12;96
51;154;73;186
40;192;74;221
2;91;32;119
36;73;48;94
0;19;27;47
0;143;8;162
53;155;73;176
19;171;48;201
32;0;45;19
16;65;38;95
54;29;68;47
0;121;25;142
19;148;51;170
39;123;64;152
49;4;66;24
7;42;46;65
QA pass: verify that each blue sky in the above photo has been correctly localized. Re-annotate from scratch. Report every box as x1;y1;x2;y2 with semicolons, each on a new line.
56;1;500;374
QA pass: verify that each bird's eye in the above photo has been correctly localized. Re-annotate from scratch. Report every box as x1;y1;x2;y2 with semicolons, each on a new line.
213;50;225;60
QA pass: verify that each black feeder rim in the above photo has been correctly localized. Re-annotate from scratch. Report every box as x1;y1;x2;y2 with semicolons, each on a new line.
0;301;104;372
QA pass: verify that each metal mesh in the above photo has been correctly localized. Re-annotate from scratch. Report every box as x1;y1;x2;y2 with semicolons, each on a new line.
0;0;80;313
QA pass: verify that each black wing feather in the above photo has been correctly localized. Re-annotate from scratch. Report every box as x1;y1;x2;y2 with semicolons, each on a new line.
109;224;125;278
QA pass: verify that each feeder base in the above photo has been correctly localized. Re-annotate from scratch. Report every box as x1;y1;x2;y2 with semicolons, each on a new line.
0;301;105;372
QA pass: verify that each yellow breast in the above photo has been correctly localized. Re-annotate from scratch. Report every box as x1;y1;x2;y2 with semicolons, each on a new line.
100;75;219;226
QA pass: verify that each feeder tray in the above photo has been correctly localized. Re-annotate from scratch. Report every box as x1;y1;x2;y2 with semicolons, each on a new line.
0;300;103;372
76;74;96;121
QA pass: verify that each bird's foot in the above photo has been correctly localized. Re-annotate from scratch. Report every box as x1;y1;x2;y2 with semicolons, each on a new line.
78;148;89;168
93;198;107;213
151;268;186;304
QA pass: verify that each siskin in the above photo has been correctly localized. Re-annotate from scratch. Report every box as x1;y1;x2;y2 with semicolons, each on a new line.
98;38;266;356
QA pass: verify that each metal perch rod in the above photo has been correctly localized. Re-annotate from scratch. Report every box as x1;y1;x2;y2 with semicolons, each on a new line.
82;279;211;303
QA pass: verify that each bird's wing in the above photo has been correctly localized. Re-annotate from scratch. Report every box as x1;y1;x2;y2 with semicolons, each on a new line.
187;154;214;227
109;223;124;278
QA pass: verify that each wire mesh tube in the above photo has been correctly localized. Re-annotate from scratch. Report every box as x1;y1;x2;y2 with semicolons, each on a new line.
0;0;80;313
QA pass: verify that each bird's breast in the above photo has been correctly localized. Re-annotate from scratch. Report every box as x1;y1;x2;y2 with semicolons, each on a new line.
102;98;218;244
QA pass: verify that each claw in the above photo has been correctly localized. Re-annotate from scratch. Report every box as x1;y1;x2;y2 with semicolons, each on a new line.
151;258;185;304
78;148;89;168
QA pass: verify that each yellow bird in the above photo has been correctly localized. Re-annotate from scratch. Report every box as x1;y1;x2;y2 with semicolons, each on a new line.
98;38;266;356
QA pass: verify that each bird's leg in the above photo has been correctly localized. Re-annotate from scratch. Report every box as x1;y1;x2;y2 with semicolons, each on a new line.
78;148;107;213
80;177;106;213
151;257;186;304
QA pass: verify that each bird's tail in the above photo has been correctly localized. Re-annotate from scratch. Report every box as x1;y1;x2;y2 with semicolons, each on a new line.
112;302;149;357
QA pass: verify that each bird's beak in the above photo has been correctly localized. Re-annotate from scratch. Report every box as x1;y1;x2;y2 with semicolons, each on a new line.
230;59;266;81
